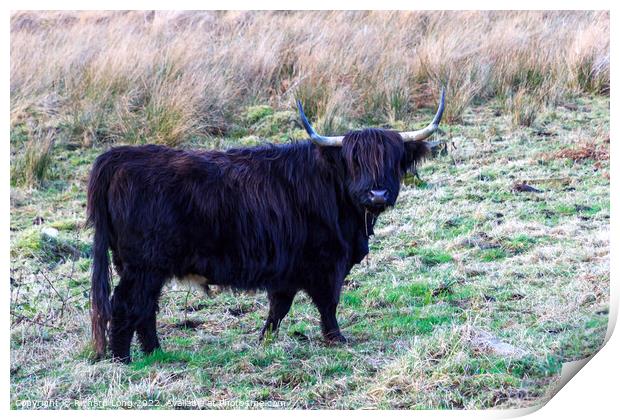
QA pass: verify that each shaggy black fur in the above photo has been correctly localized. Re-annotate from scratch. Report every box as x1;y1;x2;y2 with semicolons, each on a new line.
87;129;430;362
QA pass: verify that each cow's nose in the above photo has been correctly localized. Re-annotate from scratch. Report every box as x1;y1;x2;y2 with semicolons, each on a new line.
369;189;388;205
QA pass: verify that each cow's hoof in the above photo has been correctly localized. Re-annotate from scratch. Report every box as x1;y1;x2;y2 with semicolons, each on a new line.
140;344;161;355
92;352;106;362
324;332;348;345
258;329;277;344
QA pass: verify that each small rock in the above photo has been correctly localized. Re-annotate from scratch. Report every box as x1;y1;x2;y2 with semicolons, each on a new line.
580;293;597;306
41;227;59;239
469;329;527;357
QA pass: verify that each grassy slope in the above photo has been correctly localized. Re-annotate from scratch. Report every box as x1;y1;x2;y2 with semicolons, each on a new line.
10;97;609;409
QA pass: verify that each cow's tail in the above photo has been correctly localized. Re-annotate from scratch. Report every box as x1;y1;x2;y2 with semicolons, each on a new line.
86;154;114;360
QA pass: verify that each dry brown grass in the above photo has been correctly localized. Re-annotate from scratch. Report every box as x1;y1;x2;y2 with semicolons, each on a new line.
545;142;610;163
11;10;609;146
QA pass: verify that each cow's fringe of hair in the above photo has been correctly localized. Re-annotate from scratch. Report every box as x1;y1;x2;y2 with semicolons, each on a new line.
342;129;403;182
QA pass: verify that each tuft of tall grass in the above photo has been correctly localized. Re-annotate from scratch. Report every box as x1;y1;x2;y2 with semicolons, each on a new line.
10;10;609;147
507;89;540;127
11;130;54;187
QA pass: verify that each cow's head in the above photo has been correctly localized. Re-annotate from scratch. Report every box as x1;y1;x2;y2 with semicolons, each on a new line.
297;88;445;215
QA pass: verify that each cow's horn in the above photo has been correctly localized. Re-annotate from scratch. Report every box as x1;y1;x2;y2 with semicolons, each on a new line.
399;87;445;142
296;100;344;147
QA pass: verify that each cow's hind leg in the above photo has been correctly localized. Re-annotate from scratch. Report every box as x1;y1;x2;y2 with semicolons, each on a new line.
259;289;296;340
109;268;165;363
136;300;162;355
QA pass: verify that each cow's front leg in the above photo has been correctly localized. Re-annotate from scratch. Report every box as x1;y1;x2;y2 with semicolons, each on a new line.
306;282;347;344
259;289;297;340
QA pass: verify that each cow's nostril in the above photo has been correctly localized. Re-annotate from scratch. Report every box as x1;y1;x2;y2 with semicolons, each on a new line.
369;189;388;205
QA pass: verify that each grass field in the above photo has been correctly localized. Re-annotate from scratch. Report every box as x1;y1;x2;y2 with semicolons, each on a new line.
10;93;609;409
10;10;610;410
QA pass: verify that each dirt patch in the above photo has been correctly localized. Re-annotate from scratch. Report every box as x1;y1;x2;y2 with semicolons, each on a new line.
173;319;203;330
512;182;543;193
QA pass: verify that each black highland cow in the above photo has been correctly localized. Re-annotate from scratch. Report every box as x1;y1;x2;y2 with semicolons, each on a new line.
88;89;445;362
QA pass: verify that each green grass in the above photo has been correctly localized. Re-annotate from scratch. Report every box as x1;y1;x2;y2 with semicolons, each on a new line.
130;349;194;370
479;248;508;262
244;104;274;125
434;217;476;240
406;247;453;266
504;234;538;254
379;311;454;335
10;96;609;409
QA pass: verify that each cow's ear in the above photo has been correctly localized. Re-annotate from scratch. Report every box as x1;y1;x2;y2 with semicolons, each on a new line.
402;140;430;174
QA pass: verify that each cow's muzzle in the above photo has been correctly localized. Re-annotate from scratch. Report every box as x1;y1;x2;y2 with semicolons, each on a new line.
369;189;389;206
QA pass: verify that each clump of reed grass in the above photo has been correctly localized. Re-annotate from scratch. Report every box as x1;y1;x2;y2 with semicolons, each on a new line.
11;130;54;187
507;89;540;127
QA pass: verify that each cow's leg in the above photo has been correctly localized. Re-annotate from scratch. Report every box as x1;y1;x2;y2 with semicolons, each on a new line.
259;289;296;340
109;269;165;363
109;280;133;363
306;281;347;344
136;296;162;355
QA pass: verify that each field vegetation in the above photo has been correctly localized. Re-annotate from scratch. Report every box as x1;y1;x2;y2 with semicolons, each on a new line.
10;11;609;409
